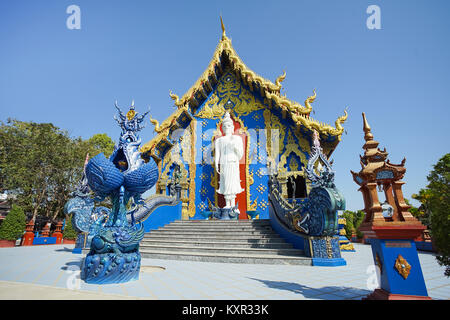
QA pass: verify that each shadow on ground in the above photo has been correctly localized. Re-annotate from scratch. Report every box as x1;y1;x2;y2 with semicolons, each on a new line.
249;278;370;300
61;259;83;271
55;247;75;253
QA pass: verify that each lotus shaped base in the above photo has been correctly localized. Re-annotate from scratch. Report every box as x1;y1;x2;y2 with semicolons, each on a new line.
83;251;141;284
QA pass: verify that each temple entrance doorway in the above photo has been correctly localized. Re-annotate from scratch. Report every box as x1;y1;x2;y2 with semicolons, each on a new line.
287;175;307;199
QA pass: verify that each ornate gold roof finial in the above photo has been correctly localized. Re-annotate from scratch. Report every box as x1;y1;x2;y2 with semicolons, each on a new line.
275;70;286;88
220;16;226;40
362;112;374;141
169;90;183;108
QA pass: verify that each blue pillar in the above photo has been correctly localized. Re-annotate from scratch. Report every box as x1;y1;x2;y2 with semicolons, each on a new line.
366;238;430;299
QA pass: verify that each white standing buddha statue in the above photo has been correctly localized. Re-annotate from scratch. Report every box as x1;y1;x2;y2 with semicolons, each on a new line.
214;112;244;209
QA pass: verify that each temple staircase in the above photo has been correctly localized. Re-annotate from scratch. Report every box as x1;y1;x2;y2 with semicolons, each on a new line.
140;219;312;265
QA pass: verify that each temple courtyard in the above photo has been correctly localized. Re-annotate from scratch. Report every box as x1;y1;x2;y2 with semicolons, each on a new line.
0;243;448;300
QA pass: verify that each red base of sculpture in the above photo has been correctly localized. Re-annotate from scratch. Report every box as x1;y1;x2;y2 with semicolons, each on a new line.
360;223;426;240
363;288;432;300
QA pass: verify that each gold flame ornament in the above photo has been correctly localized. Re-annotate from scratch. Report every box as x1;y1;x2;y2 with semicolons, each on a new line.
394;254;411;279
126;109;136;121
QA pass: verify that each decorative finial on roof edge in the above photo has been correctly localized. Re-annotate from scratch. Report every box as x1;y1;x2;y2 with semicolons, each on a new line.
275;70;286;88
220;16;226;40
362;112;374;141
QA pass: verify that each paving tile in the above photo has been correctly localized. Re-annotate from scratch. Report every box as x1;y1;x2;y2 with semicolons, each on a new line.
0;243;449;300
314;293;344;300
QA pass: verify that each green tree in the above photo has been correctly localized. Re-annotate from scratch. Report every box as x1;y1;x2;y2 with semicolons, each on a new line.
63;216;78;240
342;210;366;240
0;204;26;241
428;154;450;276
415;154;449;276
0;119;116;221
0;119;72;219
84;133;115;158
342;211;354;240
410;192;432;229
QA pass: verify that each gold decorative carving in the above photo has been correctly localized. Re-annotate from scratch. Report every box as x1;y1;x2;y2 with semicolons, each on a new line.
394;254;411;279
263;108;286;169
326;237;333;258
141;104;189;155
278;129;307;173
187;121;197;217
291;109;348;141
340;243;355;251
126;109;136;121
258;199;269;210
196;92;224;119
289;157;299;172
196;70;265;119
292;213;308;233
249;196;258;211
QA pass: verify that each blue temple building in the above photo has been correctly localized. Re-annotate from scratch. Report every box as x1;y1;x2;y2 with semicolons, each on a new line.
140;19;348;222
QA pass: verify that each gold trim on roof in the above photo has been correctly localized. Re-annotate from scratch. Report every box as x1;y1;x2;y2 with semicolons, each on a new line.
142;18;348;158
167;18;347;134
169;20;301;112
292;109;348;140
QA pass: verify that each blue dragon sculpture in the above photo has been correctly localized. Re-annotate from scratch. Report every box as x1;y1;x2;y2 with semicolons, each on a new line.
79;101;159;284
268;130;346;263
269;131;345;236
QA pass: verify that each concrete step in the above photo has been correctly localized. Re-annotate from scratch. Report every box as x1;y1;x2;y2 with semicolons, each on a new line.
147;230;278;236
144;234;281;240
140;219;309;265
161;225;273;231
169;221;271;226
140;239;293;249
140;244;303;256
140;250;312;265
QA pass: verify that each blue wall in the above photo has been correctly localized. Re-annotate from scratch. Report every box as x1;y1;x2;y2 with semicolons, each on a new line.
142;201;182;232
268;203;305;251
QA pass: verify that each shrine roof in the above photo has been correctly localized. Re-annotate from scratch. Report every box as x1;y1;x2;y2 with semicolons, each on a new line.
351;113;407;185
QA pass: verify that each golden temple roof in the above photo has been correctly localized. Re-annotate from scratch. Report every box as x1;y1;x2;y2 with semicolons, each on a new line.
141;18;348;159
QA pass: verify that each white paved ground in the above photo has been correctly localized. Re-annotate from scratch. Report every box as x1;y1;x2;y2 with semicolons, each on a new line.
0;243;448;300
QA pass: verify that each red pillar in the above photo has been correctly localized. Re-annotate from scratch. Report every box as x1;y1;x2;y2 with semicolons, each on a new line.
41;222;50;237
52;221;63;244
22;220;35;246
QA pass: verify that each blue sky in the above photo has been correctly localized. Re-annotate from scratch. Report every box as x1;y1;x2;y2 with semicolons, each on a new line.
1;0;449;211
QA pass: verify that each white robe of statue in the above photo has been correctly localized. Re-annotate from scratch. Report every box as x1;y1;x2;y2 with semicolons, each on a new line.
214;112;244;208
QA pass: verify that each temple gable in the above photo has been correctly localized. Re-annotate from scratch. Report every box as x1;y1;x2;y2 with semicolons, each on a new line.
141;21;348;220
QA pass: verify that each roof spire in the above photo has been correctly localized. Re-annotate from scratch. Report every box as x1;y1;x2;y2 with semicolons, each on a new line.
362;112;374;141
220;16;226;40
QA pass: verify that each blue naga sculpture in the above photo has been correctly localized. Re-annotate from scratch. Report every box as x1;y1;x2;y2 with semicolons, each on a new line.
268;130;346;264
78;101;159;284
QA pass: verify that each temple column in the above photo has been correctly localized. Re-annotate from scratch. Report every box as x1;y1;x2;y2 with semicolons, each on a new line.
22;220;35;246
366;182;384;223
360;186;372;222
305;180;312;197
392;181;415;222
41;223;50;237
383;183;398;220
279;175;288;198
180;180;189;220
52;221;63;244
